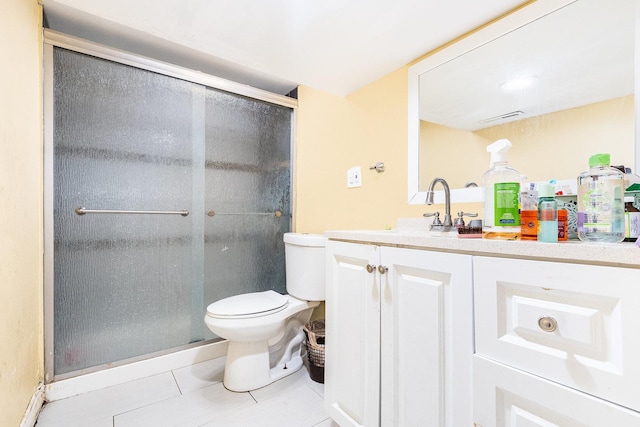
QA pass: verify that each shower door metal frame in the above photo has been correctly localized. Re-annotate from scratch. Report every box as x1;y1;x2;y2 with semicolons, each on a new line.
43;29;298;383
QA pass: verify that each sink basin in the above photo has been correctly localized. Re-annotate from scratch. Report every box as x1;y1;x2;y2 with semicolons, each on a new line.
397;217;459;237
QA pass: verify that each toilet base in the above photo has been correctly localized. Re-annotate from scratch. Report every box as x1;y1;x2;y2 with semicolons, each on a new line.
223;340;304;392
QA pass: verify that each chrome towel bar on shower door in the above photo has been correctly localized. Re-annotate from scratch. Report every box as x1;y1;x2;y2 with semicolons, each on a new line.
75;207;190;216
206;210;283;217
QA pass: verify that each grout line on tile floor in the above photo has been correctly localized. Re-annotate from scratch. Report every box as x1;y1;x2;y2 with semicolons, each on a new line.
170;369;183;395
108;380;186;423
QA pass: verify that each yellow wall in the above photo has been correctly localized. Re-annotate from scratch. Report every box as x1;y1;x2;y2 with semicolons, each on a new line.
296;67;443;233
0;0;44;425
419;121;489;189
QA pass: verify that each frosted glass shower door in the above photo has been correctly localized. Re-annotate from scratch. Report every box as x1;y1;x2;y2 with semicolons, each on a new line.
203;89;292;338
52;48;205;376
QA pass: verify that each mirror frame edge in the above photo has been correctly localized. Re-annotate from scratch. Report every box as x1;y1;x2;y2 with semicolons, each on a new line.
406;0;605;205
636;0;640;177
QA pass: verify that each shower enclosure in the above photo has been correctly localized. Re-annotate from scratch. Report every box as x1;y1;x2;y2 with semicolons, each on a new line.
43;32;296;381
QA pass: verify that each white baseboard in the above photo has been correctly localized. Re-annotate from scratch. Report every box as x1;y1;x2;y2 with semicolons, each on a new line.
20;383;45;427
45;340;228;402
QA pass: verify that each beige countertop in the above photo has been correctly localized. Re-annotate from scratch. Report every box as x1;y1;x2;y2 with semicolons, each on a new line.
324;226;640;269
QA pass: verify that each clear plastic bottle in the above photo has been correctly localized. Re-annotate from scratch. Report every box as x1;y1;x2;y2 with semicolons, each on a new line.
577;153;625;243
537;183;558;243
483;139;521;239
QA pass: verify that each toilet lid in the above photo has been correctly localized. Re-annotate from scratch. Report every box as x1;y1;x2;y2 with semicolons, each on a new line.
206;290;289;318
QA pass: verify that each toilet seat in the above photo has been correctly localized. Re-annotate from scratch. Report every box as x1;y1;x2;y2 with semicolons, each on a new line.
206;290;289;319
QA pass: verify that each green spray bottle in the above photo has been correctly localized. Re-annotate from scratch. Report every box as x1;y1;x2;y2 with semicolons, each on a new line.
482;139;521;240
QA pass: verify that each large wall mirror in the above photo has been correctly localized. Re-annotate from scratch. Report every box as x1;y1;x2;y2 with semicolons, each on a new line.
408;0;639;204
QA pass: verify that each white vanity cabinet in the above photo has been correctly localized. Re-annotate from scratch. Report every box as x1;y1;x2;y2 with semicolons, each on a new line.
324;240;473;427
473;256;640;426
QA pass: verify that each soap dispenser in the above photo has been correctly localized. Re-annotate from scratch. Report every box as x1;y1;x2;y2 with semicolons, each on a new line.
482;139;522;240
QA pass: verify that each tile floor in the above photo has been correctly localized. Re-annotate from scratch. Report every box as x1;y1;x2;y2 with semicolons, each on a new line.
36;357;339;427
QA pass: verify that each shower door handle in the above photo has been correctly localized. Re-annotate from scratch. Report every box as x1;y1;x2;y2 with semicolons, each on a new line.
75;207;189;216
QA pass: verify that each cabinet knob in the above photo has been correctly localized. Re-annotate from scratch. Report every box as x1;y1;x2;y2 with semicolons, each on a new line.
538;316;558;332
366;264;376;273
378;265;389;274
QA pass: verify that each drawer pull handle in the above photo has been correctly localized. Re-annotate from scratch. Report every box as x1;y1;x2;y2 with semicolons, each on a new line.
538;316;558;332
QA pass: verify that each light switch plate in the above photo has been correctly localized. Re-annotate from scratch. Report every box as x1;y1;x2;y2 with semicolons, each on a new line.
347;166;362;188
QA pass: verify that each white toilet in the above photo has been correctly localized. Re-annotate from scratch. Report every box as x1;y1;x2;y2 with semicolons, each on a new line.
204;232;326;392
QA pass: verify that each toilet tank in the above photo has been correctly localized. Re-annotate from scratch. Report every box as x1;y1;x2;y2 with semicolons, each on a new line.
284;233;327;301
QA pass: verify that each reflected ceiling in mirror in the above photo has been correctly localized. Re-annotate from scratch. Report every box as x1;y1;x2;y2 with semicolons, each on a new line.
420;0;634;131
408;0;638;204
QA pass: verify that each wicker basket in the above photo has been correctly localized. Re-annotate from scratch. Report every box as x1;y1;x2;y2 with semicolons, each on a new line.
303;320;325;383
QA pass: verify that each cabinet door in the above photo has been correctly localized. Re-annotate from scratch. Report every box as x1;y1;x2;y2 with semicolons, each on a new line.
474;355;640;427
325;241;380;427
380;247;473;427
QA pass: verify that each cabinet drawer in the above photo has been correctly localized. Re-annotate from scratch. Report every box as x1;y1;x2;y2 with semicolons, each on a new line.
474;256;640;412
473;355;640;427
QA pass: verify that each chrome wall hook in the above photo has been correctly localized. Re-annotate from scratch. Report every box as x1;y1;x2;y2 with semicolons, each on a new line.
369;162;385;173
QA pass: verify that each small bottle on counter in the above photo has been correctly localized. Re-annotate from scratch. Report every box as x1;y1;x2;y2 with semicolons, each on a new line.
557;209;568;241
520;185;538;240
624;196;640;242
538;183;558;243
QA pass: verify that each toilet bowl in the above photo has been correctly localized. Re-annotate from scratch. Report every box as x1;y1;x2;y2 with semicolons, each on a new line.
204;233;326;392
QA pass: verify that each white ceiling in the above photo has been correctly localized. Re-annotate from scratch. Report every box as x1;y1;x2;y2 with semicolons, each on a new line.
42;0;526;95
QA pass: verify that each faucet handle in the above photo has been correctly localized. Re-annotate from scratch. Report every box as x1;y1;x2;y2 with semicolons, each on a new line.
454;211;479;227
423;211;443;226
459;212;478;218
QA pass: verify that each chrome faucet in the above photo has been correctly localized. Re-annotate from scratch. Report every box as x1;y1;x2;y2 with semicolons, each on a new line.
424;177;453;229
